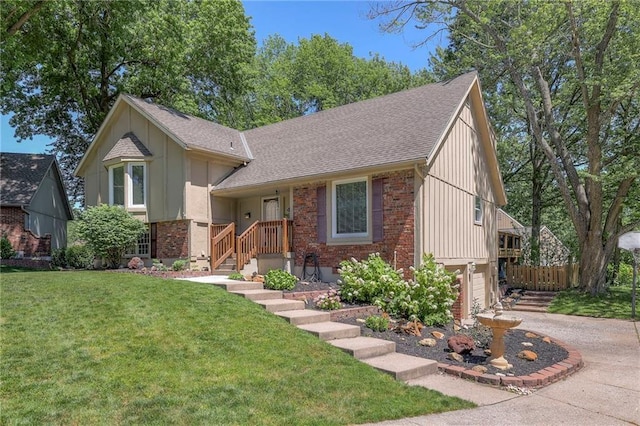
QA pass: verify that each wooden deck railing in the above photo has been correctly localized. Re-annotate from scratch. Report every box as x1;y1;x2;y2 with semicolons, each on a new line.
506;264;579;291
211;223;235;270
235;219;293;272
498;248;522;258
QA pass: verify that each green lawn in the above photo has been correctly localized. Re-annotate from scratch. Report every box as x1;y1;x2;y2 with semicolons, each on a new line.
0;271;473;425
548;285;635;319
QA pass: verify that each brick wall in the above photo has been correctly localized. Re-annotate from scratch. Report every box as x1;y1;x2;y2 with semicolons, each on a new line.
0;206;52;257
156;220;189;259
451;275;463;321
293;169;415;274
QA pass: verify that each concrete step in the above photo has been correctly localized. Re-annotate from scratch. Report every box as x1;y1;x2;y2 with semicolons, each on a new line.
511;305;548;312
275;309;331;325
524;291;557;297
297;321;361;341
519;296;555;302
329;336;396;360
256;299;306;313
362;352;438;381
212;281;263;291
230;289;283;301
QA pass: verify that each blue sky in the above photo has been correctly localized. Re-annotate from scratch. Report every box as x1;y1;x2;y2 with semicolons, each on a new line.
1;1;446;155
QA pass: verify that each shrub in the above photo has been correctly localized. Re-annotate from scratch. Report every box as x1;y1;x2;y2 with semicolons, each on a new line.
76;205;147;268
365;315;389;332
387;254;458;326
228;272;245;281
0;235;15;259
128;257;144;270
338;253;405;305
172;259;189;271
609;263;633;287
51;247;67;268
66;245;94;269
152;259;168;272
264;269;297;290
313;289;342;310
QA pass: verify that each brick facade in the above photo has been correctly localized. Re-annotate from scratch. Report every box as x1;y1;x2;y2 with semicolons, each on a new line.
156;220;189;259
451;276;463;321
0;207;51;257
293;169;415;274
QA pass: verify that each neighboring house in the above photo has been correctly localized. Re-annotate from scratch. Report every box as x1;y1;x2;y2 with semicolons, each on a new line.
0;153;73;257
76;71;507;317
497;208;570;279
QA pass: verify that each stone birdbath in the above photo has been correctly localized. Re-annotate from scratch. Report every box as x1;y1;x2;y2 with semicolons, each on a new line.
476;302;522;370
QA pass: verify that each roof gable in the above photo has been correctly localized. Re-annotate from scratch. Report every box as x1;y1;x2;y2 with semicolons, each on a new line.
103;132;153;162
0;153;56;205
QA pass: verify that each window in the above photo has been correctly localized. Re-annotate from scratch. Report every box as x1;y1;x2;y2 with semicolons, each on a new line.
108;163;146;208
474;196;483;225
332;178;368;238
126;226;150;257
109;165;125;206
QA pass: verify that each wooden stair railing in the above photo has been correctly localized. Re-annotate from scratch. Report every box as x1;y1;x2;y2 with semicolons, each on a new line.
235;219;294;272
236;220;260;272
211;223;235;271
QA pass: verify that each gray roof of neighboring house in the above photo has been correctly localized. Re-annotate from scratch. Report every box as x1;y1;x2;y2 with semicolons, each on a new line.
214;71;477;191
103;132;153;162
0;152;56;205
123;95;251;161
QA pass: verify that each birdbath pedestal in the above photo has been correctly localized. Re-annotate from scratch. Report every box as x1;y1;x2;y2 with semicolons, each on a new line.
476;303;522;370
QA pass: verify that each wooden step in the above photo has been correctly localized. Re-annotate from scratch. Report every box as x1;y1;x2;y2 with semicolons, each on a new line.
297;322;361;341
230;289;283;301
329;336;396;359
212;281;263;291
275;309;331;325
362;352;438;381
255;299;306;313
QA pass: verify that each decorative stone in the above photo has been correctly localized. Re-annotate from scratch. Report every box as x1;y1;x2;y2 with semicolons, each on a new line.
472;365;488;373
542;336;552;343
431;331;445;340
521;342;534;347
448;352;464;362
419;338;437;347
495;372;506;376
453;324;461;332
447;334;475;354
518;350;538;361
525;332;539;338
484;349;492;356
356;318;366;323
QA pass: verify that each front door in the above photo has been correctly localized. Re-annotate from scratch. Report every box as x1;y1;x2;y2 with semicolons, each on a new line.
262;197;280;221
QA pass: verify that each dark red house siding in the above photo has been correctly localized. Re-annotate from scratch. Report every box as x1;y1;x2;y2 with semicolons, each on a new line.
293;169;415;274
0;206;51;257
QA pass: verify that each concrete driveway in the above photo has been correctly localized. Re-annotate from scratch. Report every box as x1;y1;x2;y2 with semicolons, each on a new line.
367;312;640;425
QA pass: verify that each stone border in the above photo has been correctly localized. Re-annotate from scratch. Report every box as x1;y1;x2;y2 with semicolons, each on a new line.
437;336;583;389
283;291;381;321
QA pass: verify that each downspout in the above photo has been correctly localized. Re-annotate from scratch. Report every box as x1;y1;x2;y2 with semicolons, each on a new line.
414;163;426;265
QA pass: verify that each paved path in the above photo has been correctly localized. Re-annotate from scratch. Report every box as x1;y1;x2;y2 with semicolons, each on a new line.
366;312;640;425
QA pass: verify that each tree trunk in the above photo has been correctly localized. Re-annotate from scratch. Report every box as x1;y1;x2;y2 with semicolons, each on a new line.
579;236;608;296
530;144;544;266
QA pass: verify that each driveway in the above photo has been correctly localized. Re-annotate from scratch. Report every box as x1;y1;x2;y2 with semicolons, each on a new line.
367;312;640;425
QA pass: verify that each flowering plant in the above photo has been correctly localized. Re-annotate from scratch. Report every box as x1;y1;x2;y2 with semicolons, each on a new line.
314;289;342;310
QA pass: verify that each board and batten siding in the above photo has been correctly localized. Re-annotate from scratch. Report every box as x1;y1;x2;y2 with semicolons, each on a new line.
421;100;498;263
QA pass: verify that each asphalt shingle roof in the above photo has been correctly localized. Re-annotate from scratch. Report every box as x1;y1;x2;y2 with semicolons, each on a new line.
0;153;55;205
103;132;153;162
123;95;251;161
214;71;477;191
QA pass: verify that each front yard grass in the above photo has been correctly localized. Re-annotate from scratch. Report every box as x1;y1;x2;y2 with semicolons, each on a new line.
548;285;634;319
1;271;474;425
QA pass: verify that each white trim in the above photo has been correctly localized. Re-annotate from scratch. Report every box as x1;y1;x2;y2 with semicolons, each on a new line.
108;164;125;206
331;177;369;239
128;162;147;208
474;196;483;225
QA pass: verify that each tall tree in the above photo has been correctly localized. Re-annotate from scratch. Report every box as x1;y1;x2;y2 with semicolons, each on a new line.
1;0;255;202
372;0;640;294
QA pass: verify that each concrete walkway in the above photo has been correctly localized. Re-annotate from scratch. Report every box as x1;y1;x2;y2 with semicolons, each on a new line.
366;312;640;426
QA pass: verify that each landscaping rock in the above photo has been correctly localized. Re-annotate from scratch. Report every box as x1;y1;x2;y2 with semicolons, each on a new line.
447;352;464;362
484;349;492;356
522;342;534;347
419;338;437;347
472;365;488;373
431;331;445;340
447;334;475;354
525;332;539;338
542;336;552;343
518;350;538;361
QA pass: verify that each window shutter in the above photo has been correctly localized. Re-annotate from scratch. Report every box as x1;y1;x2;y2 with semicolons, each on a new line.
317;185;327;243
372;178;383;242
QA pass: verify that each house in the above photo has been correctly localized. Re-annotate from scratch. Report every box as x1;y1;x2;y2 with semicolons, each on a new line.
76;71;506;317
497;208;570;279
0;153;73;257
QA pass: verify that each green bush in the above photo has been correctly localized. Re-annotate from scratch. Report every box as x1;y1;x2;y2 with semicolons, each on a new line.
172;259;189;271
66;245;94;269
228;272;245;281
264;269;297;290
313;289;342;310
365;315;389;332
0;235;15;259
609;263;633;287
51;247;67;268
152;259;169;272
338;253;405;305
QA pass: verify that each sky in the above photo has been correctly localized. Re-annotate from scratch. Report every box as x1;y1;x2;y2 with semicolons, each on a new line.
0;0;447;155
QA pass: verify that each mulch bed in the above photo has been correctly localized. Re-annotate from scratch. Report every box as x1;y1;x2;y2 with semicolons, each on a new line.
286;280;569;378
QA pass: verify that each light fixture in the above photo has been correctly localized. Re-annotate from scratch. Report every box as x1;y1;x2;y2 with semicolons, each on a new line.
244;212;251;219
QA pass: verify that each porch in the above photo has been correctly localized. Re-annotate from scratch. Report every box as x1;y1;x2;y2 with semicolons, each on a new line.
210;219;294;274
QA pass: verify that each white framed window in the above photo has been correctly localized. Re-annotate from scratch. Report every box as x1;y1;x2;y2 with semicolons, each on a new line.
126;226;150;257
108;163;146;208
332;177;368;238
474;196;483;225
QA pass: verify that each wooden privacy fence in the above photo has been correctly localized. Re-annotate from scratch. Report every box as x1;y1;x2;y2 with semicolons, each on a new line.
505;264;579;291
